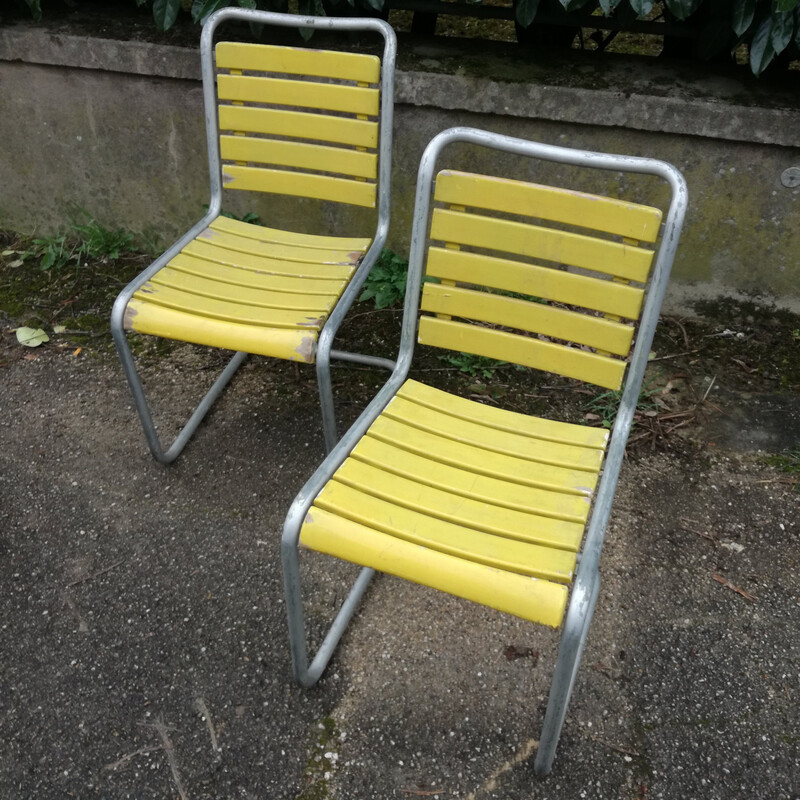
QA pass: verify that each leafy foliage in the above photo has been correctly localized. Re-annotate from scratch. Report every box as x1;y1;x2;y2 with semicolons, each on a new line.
24;213;136;273
584;377;662;429
437;352;524;379
14;0;800;75
358;249;408;310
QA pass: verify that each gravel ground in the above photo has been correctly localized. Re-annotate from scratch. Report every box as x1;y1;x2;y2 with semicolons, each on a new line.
0;341;798;799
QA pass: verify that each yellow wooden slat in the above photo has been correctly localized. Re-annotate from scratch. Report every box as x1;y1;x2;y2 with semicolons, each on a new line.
183;240;355;280
422;282;635;357
167;254;347;296
132;282;329;330
149;269;338;312
300;506;568;627
349;436;591;523
222;164;376;208
218;105;378;149
124;300;318;362
426;247;644;320
220;135;377;180
431;209;655;283
435;171;663;243
314;481;577;582
217;74;379;116
418;316;627;390
365;416;599;498
383;394;604;472
215;42;381;84
331;459;585;548
194;226;364;266
209;216;370;252
397;379;608;449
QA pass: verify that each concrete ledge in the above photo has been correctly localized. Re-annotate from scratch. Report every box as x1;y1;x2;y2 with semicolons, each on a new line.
2;23;799;148
1;21;799;310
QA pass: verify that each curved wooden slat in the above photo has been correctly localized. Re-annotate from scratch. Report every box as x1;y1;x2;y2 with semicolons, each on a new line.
418;316;627;390
132;282;329;329
166;254;347;295
209;215;370;251
421;282;635;356
220;135;377;180
397;379;607;449
382;394;604;471
425;247;645;319
149;269;339;312
215;42;381;84
314;481;578;581
349;435;591;523
366;415;600;497
217;74;379;116
431;208;655;283
124;300;319;362
218;105;378;148
300;506;569;628
222;164;377;207
435;170;663;242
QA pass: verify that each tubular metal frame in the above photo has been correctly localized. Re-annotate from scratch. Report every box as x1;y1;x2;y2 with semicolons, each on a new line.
282;126;688;774
110;8;397;463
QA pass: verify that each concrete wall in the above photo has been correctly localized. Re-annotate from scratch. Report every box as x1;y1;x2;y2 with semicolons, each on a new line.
1;24;799;312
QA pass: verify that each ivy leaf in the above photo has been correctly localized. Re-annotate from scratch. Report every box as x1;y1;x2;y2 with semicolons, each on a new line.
628;0;654;14
770;9;794;53
192;0;230;24
153;0;181;30
732;0;756;36
664;0;701;20
516;0;541;27
775;0;798;11
24;0;42;21
598;0;624;11
695;15;733;59
749;14;776;75
796;6;800;47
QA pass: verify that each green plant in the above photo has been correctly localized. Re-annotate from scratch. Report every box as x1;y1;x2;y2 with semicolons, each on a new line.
24;214;136;272
765;444;800;480
437;351;525;379
203;205;262;225
358;249;408;309
584;377;661;429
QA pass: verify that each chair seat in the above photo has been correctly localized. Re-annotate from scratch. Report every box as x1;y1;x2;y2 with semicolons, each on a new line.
300;379;609;628
123;216;371;362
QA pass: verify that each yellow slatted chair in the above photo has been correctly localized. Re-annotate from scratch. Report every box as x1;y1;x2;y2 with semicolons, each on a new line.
111;9;396;462
282;127;688;775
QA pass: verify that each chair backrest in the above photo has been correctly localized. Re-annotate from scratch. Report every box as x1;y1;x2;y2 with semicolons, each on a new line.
417;170;665;391
200;10;395;210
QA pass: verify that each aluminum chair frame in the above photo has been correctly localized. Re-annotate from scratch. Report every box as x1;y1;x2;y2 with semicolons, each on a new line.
111;8;397;463
282;126;687;775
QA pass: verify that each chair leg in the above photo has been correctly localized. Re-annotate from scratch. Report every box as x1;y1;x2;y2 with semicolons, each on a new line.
113;328;248;464
282;520;375;687
534;573;601;776
316;352;339;455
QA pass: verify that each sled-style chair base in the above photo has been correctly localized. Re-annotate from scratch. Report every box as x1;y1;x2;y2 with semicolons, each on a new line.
282;127;687;775
111;9;396;463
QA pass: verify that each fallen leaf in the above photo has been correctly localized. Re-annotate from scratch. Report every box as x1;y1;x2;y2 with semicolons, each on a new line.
16;327;50;347
53;325;67;334
2;249;16;256
9;259;24;268
73;347;83;357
